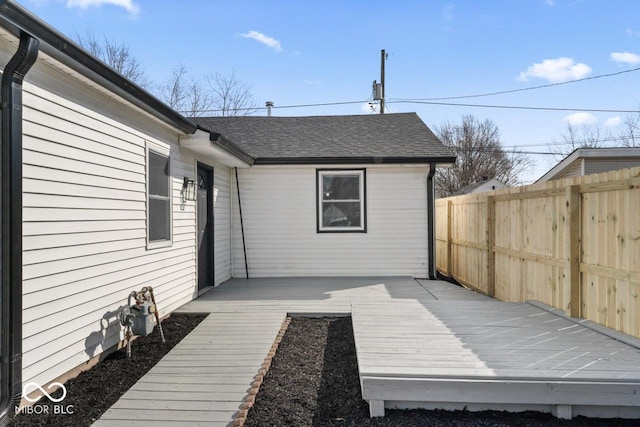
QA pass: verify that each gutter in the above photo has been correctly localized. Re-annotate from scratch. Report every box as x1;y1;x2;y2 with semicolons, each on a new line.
253;156;458;166
208;131;255;166
0;31;38;424
0;0;197;134
426;163;437;280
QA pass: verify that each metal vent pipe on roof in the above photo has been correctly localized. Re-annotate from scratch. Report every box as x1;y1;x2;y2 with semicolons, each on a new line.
266;101;274;117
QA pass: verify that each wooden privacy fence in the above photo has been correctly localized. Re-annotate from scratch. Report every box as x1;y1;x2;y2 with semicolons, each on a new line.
436;166;640;338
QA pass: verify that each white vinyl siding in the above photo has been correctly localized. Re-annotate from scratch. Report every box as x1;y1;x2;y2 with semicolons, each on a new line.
214;166;233;284
20;76;199;390
231;165;429;278
584;158;640;175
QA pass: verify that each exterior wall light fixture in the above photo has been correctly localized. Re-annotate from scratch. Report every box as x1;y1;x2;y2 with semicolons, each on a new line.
181;177;197;202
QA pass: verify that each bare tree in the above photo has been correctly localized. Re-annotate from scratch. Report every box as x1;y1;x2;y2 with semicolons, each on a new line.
205;71;259;116
618;112;640;147
549;122;610;158
158;64;187;110
76;33;260;117
157;65;213;116
435;115;532;197
76;31;150;88
158;68;258;117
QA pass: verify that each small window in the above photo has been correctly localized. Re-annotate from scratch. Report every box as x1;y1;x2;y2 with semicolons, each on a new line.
317;169;366;233
147;143;172;248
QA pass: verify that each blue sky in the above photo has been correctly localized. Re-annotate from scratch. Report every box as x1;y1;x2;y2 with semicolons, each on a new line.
18;0;640;182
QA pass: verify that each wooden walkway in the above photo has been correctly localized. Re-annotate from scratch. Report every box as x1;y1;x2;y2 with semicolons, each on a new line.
93;277;640;426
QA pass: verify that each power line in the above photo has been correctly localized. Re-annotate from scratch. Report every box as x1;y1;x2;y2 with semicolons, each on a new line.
450;147;557;156
181;99;370;115
501;134;637;149
184;99;639;115
274;100;370;109
183;65;640;115
388;100;640;113
389;66;640;102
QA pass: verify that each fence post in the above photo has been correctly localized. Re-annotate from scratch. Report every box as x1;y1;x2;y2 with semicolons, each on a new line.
486;195;496;297
446;200;453;276
565;185;581;317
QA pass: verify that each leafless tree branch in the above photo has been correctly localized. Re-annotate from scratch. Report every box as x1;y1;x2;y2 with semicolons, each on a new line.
435;115;533;197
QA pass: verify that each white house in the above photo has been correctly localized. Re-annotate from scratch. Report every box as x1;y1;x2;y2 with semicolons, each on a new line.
192;115;455;279
449;177;508;196
0;1;454;421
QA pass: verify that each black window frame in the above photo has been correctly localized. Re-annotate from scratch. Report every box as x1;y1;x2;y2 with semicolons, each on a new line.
316;168;367;233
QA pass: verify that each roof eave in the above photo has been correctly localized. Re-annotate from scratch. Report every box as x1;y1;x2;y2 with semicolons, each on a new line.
0;0;197;134
179;129;255;167
208;131;255;165
253;156;457;165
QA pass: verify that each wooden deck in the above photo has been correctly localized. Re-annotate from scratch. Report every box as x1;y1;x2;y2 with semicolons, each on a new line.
93;277;640;426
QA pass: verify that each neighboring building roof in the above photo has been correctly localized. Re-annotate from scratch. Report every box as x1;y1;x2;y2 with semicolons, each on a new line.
536;147;640;183
450;177;508;196
192;113;456;165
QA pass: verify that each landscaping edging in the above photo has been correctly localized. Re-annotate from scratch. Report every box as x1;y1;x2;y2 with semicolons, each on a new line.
233;316;292;427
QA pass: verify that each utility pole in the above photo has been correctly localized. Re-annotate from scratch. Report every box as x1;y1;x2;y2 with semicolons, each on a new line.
372;49;387;114
380;49;385;114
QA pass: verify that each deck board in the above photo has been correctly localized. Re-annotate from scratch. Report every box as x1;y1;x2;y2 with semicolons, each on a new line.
93;277;640;425
352;296;640;417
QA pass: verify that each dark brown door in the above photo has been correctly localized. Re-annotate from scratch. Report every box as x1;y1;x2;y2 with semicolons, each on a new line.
197;163;214;291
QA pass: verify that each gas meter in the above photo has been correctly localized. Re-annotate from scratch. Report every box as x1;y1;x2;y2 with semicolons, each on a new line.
120;300;156;337
119;286;166;357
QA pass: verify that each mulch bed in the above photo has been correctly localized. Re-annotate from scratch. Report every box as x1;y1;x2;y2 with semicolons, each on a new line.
245;317;639;427
12;313;206;427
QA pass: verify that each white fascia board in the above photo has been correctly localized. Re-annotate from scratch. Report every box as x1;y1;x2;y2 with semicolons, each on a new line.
179;129;251;168
537;151;581;183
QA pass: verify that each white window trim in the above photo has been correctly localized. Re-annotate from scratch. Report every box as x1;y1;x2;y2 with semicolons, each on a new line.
146;141;173;249
317;169;366;233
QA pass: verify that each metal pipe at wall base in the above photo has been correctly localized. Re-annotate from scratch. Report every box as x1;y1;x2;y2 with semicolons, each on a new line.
0;31;39;425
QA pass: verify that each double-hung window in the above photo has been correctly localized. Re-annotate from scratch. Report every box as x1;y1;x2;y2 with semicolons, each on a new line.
317;169;366;233
147;142;172;248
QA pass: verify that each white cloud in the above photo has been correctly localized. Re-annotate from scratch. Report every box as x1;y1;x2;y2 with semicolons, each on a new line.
66;0;139;14
604;116;622;127
627;28;640;37
241;30;282;52
563;112;597;125
517;57;592;82
610;51;640;65
441;4;455;22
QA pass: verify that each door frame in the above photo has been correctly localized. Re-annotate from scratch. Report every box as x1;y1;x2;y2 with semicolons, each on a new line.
196;161;214;294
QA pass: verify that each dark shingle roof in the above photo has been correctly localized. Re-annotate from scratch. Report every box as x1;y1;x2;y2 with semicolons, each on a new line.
192;113;455;165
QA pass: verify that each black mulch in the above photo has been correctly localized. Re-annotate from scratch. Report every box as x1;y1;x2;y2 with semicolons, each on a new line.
12;313;206;427
245;317;639;427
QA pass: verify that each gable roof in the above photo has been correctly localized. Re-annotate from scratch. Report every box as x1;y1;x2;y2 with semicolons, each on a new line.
450;177;507;196
193;113;456;165
536;147;640;182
